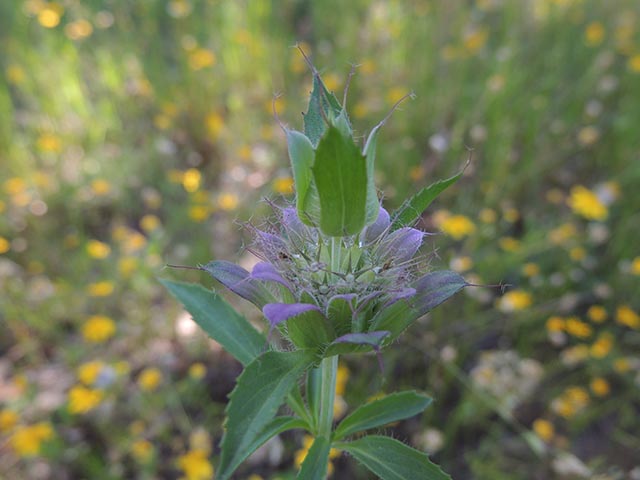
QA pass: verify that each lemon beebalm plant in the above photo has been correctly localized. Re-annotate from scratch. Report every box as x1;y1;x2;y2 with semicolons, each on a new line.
162;56;469;480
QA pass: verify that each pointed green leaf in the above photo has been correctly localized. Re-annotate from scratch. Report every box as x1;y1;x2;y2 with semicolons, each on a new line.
296;436;331;480
286;129;320;225
391;170;464;230
160;280;263;366
334;391;432;441
217;350;316;480
336;435;451;480
304;74;343;147
363;124;382;225
312;125;367;236
286;308;335;351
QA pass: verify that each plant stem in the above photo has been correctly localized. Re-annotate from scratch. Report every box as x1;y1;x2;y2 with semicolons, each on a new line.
330;236;341;281
317;355;338;439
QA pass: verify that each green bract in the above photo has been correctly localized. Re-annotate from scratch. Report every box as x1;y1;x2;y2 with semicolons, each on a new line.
163;59;467;480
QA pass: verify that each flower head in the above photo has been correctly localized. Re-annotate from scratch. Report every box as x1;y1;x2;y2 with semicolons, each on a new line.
205;205;467;356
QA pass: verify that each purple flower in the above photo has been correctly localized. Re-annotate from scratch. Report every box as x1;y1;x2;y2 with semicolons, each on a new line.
205;206;468;354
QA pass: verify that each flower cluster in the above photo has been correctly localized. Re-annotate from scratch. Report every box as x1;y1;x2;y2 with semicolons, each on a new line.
205;205;466;357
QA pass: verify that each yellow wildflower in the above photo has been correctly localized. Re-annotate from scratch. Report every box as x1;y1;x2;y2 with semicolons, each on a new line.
613;357;631;373
590;377;610;397
549;223;576;245
36;133;62;152
0;236;10;254
439;215;476;240
68;386;104;414
273;177;295;195
479;208;497;223
65;19;93;40
0;409;19;432
88;281;115;297
90;179;111;195
37;4;63;28
450;256;473;272
498;237;520;252
6;64;26;84
336;363;350;397
9;422;54;456
532;419;554;442
81;315;116;342
409;165;426;182
188;48;216;70
188;363;206;379
188;205;211;222
86;240;111;259
565;317;592;338
546;316;565;332
132;439;154;462
567;185;607;221
177;449;214;480
463;28;488;53
503;207;519;223
587;305;607;323
77;361;105;386
182;168;201;193
138;368;162;392
140;214;161;232
577;126;600;146
590;333;613;359
206;112;224;138
522;263;540;277
189;428;211;454
386;86;409;105
118;257;139;278
217;193;239;211
616;305;639;329
497;290;532;312
628;54;640;73
122;231;147;253
569;247;586;261
584;22;605;46
631;256;640;275
168;0;192;18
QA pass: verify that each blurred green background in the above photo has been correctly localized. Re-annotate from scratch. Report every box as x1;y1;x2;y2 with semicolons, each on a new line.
1;0;640;479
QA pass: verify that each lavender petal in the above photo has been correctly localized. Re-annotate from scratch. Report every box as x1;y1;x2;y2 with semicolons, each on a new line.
262;302;322;329
412;270;468;316
378;227;424;264
364;206;391;243
251;262;291;289
202;260;275;308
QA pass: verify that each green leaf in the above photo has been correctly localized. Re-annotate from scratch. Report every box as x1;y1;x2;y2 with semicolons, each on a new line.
334;391;432;441
336;435;451;480
312;125;368;236
236;416;309;471
304;74;343;147
286;129;320;225
218;350;316;480
160;280;263;367
286;308;335;351
363;124;382;225
390;169;464;230
296;436;331;480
